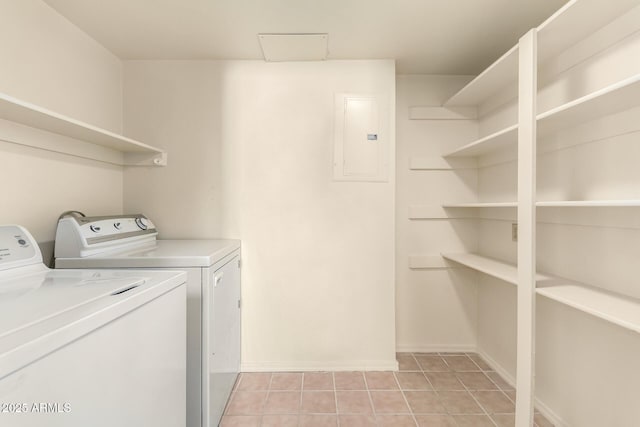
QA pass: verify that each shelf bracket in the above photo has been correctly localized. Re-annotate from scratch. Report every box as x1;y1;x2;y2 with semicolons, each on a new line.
123;151;168;167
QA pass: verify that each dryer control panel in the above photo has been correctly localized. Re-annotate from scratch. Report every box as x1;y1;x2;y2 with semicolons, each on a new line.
55;214;158;259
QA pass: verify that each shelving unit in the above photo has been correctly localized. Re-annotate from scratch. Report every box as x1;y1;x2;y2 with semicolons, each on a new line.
426;2;640;425
0;91;167;166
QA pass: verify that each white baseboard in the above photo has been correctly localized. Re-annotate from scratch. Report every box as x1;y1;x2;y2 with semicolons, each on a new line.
395;344;476;353
476;348;568;427
241;359;399;372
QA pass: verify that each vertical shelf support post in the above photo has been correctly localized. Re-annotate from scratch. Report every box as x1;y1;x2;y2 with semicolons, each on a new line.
515;29;537;427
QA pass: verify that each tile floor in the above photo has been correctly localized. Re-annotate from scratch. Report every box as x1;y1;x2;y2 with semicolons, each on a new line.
221;352;554;427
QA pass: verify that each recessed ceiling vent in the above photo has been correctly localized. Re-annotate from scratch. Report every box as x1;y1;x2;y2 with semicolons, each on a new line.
258;33;328;62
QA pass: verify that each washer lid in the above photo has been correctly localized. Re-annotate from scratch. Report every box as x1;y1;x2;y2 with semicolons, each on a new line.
0;269;148;338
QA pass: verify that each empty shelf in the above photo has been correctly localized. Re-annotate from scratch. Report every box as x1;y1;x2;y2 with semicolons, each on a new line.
538;74;640;136
444;45;518;107
0;91;166;165
537;279;640;334
537;200;640;207
537;0;640;64
443;202;517;208
442;253;519;285
444;124;518;157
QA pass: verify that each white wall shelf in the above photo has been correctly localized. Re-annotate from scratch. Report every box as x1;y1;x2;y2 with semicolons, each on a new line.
442;202;517;208
537;200;640;207
444;124;518;158
536;0;640;65
409;157;477;170
443;200;640;208
442;253;520;285
0;92;167;166
537;280;640;334
538;73;640;137
444;45;519;107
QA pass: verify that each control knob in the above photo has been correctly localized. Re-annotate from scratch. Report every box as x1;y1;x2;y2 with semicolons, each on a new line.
135;217;148;230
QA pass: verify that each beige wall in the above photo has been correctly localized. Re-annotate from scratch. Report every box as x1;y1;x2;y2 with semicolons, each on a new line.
123;60;397;370
0;0;124;255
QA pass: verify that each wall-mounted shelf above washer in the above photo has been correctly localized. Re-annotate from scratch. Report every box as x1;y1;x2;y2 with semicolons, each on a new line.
0;92;167;166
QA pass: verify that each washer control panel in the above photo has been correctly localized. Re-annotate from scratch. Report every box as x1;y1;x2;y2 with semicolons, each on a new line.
0;225;41;270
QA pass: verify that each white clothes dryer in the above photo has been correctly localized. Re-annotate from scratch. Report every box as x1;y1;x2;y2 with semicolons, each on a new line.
54;213;241;427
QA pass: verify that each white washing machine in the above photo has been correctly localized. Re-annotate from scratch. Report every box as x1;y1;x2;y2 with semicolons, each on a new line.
54;213;241;427
0;224;187;427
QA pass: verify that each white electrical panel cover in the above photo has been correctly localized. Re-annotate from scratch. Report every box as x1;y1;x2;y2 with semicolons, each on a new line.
333;93;389;182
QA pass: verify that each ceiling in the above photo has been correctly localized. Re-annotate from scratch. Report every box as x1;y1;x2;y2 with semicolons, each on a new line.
43;0;569;74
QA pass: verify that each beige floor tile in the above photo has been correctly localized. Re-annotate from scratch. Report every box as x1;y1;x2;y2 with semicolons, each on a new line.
334;372;366;390
338;414;377;427
534;412;555;427
270;372;303;390
303;372;334;390
301;391;336;414
261;414;298;427
376;414;418;426
404;391;446;414
219;415;261;426
370;391;411;413
299;414;338;427
492;413;515;427
467;354;493;371
456;372;499;390
486;372;515;391
415;355;450;372
441;355;480;372
437;391;483;414
225;391;267;415
395;372;432;390
414;415;457;427
336;391;373;414
263;391;301;414
237;373;272;391
365;371;399;390
473;390;515;414
425;372;465;391
397;354;421;371
452;414;496;426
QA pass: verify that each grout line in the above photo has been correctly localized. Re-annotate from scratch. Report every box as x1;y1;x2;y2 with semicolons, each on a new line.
361;371;379;426
463;382;499;427
299;373;306;427
332;372;340;427
394;370;419;427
